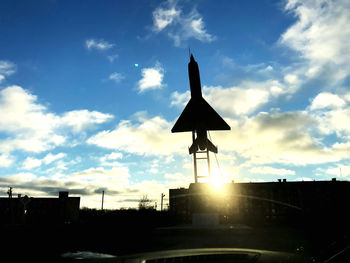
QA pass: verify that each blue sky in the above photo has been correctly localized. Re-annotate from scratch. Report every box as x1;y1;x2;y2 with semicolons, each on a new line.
1;0;350;208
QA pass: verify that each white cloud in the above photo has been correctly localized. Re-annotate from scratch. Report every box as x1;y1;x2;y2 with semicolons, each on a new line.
43;152;66;165
265;65;273;71
315;108;350;139
0;60;16;83
0;172;37;185
344;93;350;102
310;92;346;110
0;86;112;153
164;172;192;188
218;54;304;97
171;84;271;117
99;152;123;165
164;155;175;163
0;86;63;153
283;74;299;86
45;157;79;172
316;164;350;179
178;11;216;44
88;114;189;156
138;63;165;92
107;54;119;63
151;0;215;47
85;39;114;51
105;152;123;160
250;166;296;176
60;110;113;133
71;167;129;185
109;72;125;84
0;154;14;167
22;157;42;170
149;167;159;174
0;166;135;208
170;91;190;107
153;5;181;32
309;92;350;139
213;111;349;166
203;85;270;116
280;0;350;83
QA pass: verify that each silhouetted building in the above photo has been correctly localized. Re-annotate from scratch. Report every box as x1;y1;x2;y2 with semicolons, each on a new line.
0;191;80;225
169;187;190;222
169;179;350;226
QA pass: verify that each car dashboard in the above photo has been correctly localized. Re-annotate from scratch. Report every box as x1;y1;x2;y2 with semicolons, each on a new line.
63;248;306;263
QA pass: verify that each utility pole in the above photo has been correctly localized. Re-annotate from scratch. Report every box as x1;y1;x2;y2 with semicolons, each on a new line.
101;190;105;210
161;193;165;211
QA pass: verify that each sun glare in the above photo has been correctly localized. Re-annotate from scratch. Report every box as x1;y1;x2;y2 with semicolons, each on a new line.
209;168;226;192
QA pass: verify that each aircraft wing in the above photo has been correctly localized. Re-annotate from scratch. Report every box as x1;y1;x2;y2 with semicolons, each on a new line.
171;98;231;133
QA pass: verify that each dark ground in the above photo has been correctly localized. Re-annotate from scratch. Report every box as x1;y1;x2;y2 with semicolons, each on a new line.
2;210;350;262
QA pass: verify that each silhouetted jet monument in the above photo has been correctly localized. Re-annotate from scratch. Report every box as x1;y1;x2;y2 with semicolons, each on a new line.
172;54;230;183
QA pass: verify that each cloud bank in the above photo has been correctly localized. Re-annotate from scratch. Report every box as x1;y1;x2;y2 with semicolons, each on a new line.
0;86;113;153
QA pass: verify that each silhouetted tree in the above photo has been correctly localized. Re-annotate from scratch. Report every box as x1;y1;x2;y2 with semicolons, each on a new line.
138;195;153;210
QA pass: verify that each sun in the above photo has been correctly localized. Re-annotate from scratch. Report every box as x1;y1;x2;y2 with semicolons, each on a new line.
209;168;226;192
